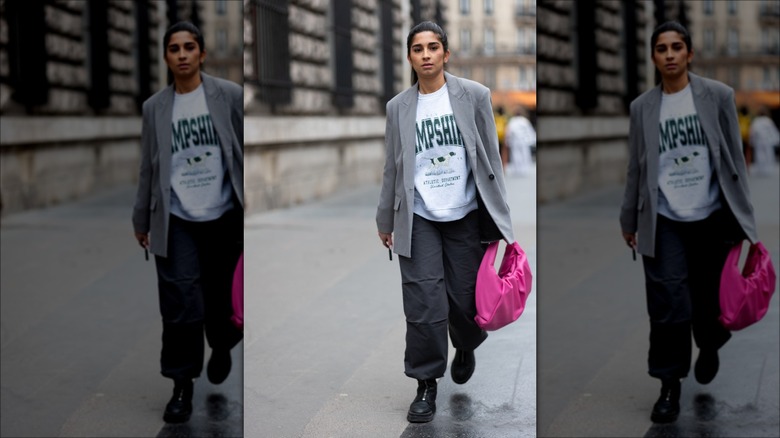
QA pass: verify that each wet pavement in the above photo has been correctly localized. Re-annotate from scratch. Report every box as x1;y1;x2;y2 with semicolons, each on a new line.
537;164;780;438
0;187;243;437
243;170;537;438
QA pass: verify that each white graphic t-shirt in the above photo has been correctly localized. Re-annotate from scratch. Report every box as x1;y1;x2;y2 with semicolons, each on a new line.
169;84;234;221
413;83;477;221
657;84;721;221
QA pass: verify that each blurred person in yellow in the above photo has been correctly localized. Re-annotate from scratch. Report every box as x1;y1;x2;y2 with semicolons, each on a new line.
738;106;753;169
494;106;509;168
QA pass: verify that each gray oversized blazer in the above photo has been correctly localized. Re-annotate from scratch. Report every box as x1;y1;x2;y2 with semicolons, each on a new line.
620;72;757;257
376;72;515;258
132;72;244;258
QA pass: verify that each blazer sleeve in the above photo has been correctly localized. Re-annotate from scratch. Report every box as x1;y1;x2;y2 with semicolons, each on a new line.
620;100;642;234
376;101;398;234
132;99;155;234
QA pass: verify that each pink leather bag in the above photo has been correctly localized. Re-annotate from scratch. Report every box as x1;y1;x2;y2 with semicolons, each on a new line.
475;241;533;331
719;241;776;331
231;252;244;330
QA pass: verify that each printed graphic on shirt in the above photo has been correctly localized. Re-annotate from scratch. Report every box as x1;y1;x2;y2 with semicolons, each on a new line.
658;113;709;192
415;114;467;189
171;114;221;191
657;90;720;221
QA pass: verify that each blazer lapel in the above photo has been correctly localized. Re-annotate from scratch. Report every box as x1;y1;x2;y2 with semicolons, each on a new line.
399;86;418;191
689;73;721;171
643;85;662;192
156;86;175;196
445;73;477;162
202;73;234;173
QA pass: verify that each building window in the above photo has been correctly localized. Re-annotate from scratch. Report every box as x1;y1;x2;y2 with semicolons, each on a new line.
87;1;111;111
484;28;495;55
217;28;227;53
529;28;536;54
380;0;395;104
519;67;526;89
484;66;495;89
485;0;494;15
517;27;526;53
134;1;152;112
727;28;739;56
5;1;49;108
764;67;771;90
216;0;227;15
252;0;292;104
460;0;470;15
332;0;354;108
703;0;714;15
729;66;739;88
704;28;714;55
460;28;471;53
727;0;737;15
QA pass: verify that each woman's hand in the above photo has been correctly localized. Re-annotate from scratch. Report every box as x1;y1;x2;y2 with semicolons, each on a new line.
622;232;637;250
378;232;393;249
135;232;150;249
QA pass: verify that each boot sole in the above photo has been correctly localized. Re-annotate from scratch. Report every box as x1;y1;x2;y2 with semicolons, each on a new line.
650;410;678;423
163;411;191;423
407;410;435;423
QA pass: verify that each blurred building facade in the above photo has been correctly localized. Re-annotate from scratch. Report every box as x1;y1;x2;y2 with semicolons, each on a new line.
0;0;162;215
536;0;651;202
445;0;537;113
0;0;240;216
682;0;780;112
200;0;243;84
243;0;444;213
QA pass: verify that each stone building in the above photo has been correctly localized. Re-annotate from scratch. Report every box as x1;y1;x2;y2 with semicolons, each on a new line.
0;0;162;215
242;0;444;213
0;0;245;216
535;0;651;202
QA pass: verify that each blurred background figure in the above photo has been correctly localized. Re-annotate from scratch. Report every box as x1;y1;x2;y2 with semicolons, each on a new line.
505;107;536;177
738;106;753;170
494;105;509;168
750;106;780;176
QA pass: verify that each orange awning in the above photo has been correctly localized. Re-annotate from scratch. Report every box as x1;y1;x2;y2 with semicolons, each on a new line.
491;90;536;111
735;91;780;111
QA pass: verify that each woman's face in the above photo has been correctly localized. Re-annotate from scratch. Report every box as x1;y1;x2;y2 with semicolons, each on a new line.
164;31;206;82
652;31;693;81
407;31;450;80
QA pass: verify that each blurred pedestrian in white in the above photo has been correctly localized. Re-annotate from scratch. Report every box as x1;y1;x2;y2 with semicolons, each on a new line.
505;108;536;176
749;107;780;176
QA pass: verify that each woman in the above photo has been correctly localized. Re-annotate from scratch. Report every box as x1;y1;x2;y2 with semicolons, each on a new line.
132;21;243;423
376;21;515;423
620;21;757;423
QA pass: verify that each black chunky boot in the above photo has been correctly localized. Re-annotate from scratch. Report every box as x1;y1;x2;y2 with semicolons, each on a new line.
651;379;681;423
163;379;193;423
407;379;437;423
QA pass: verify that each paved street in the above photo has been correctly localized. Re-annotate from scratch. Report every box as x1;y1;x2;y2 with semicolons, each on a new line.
537;165;780;438
0;187;243;437
243;170;537;438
